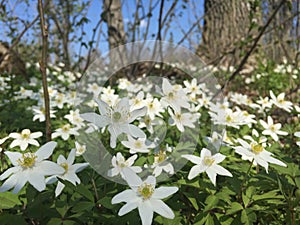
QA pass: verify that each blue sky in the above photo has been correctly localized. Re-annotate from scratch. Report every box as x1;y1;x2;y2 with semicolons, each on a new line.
1;0;204;59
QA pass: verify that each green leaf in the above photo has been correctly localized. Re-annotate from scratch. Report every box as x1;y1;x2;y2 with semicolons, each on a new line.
242;186;256;207
0;192;22;209
187;196;199;210
71;201;94;212
75;184;94;202
204;195;219;212
205;214;214;225
0;213;27;225
252;190;283;202
227;202;244;215
47;218;62;225
241;209;256;225
97;196;115;209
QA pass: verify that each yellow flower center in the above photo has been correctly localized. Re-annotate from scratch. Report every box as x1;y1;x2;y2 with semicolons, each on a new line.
117;160;127;168
62;124;70;132
138;183;154;200
60;162;69;174
17;153;37;168
226;115;232;122
251;143;263;154
203;156;215;166
112;112;122;122
278;98;284;104
175;113;182;120
168;92;174;99
148;102;154;109
145;117;151;125
21;133;30;139
155;150;166;163
270;125;276;132
134;141;142;148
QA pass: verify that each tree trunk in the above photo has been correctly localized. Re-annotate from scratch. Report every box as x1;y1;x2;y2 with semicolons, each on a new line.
103;0;126;49
198;0;252;67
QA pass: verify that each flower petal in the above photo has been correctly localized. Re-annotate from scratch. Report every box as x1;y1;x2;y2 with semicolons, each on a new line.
144;176;156;187
80;113;109;128
38;161;65;176
112;189;136;204
55;181;65;197
28;172;46;192
95;98;110;115
67;149;76;165
4;151;22;166
206;168;217;186
36;141;57;161
188;165;204;180
138;201;153;225
152;187;178;199
128;125;146;138
129;107;147;122
118;201;139;216
212;165;232;177
0;166;20;180
182;154;201;165
150;199;175;219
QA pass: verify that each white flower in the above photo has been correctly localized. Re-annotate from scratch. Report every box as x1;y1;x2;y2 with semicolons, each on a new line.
0;136;9;152
197;93;211;108
112;174;178;225
87;83;102;97
46;149;89;196
183;78;203;96
139;114;163;134
144;95;164;120
161;78;190;112
107;152;142;179
53;93;66;109
182;148;232;185
151;150;174;177
64;109;85;128
129;91;146;111
205;131;230;151
209;108;252;129
51;124;79;140
270;90;293;112
81;97;146;148
9;129;42;151
256;96;272;111
234;138;287;173
121;136;155;154
74;141;86;156
0;142;64;193
294;132;300;146
259;116;288;141
32;105;56;122
100;87;119;106
168;108;196;132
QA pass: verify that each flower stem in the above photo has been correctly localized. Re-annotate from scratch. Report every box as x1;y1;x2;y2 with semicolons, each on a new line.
239;159;254;203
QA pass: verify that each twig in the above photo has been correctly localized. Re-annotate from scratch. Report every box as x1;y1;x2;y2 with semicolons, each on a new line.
212;0;287;99
38;0;51;142
82;18;103;74
0;15;39;63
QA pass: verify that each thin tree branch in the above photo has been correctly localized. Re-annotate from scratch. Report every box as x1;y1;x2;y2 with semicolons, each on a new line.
38;0;51;142
0;15;39;63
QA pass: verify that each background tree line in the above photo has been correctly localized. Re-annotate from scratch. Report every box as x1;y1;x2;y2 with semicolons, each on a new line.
0;0;299;79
